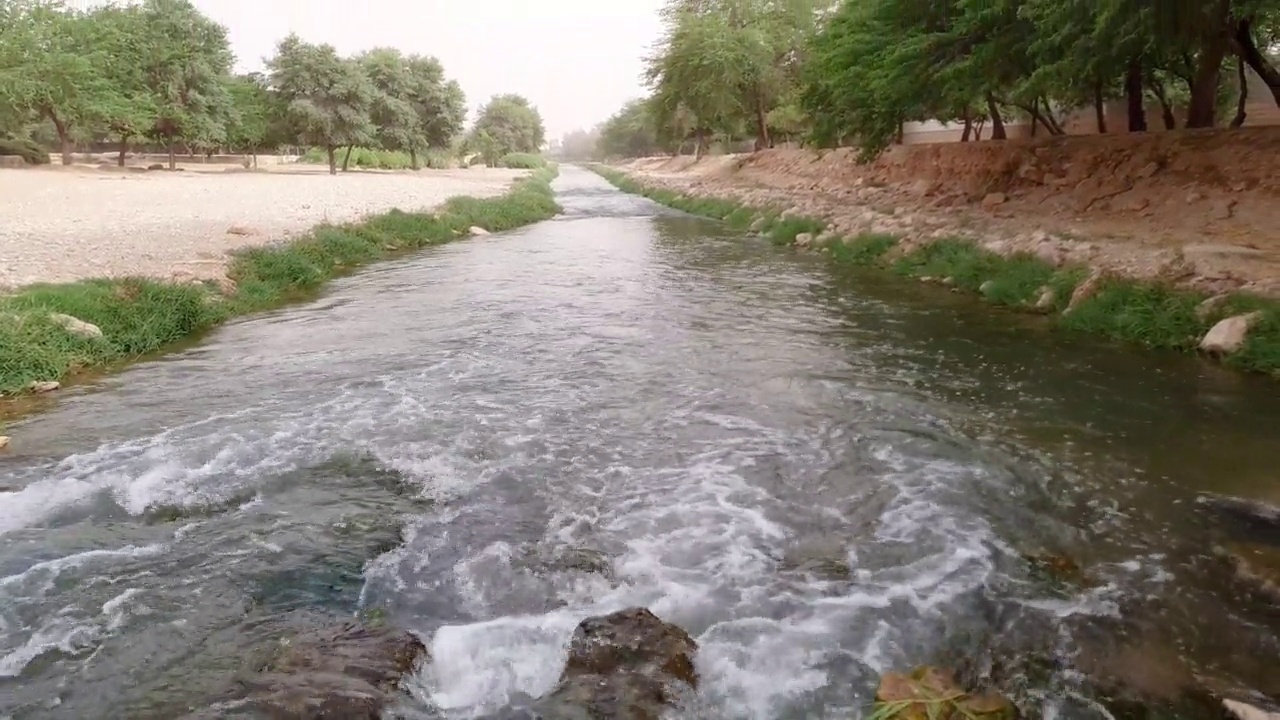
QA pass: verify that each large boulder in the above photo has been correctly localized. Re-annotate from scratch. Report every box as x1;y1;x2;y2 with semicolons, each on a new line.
186;620;426;720
533;607;698;720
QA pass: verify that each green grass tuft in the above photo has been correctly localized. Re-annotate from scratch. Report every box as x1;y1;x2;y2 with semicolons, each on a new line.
0;167;560;396
496;152;546;169
829;233;898;265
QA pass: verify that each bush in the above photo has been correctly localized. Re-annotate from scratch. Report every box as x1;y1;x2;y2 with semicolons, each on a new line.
0;138;51;165
299;146;416;170
497;152;546;169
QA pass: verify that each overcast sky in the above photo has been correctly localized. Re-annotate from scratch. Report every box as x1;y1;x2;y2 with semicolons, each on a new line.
188;0;665;140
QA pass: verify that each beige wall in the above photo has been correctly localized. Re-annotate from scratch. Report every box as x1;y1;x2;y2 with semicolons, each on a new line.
902;66;1279;145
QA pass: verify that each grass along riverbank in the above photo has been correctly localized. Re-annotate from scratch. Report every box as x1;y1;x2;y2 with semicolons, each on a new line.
592;166;1280;377
0;166;560;403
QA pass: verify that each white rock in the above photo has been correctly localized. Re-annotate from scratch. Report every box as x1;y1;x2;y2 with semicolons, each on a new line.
1195;294;1230;322
30;380;60;393
49;313;102;339
1066;271;1105;312
1035;286;1056;309
980;280;995;293
468;226;491;236
0;436;9;450
1224;700;1280;720
1200;311;1265;355
793;232;814;248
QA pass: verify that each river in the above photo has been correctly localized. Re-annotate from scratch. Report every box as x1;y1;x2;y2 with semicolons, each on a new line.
1;167;1278;719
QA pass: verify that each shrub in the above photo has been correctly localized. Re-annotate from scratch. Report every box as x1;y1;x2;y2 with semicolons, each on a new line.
497;152;546;169
0;138;51;165
299;146;416;170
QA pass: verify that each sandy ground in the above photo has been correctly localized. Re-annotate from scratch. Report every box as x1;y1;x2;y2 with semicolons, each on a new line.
0;164;527;289
618;128;1280;298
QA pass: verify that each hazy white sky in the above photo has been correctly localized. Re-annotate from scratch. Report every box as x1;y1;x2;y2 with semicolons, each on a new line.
189;0;666;139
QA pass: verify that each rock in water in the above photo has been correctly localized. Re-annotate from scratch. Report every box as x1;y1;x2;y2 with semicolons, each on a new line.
195;620;426;720
875;666;1014;720
1198;493;1280;546
0;436;9;450
534;607;698;720
469;226;491;236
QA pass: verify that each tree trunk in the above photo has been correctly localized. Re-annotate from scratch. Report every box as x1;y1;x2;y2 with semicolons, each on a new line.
1126;58;1147;131
895;120;904;145
117;135;128;167
45;110;72;165
326;145;337;175
341;144;354;171
753;97;770;152
1148;79;1178;129
694;129;707;159
961;107;973;141
1234;17;1280;106
1185;0;1232;128
1232;58;1249;127
168;140;176;171
252;152;258;169
409;147;419;170
974;118;986;141
986;93;1007;140
1094;79;1107;133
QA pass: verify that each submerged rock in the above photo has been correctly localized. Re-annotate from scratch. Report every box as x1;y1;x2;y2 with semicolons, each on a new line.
875;666;1014;720
191;620;426;720
1216;543;1280;603
1198;494;1280;545
533;607;698;720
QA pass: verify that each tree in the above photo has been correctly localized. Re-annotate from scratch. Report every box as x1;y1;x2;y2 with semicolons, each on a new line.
357;47;420;168
225;73;278;166
268;34;375;175
596;99;662;158
647;0;826;153
409;60;466;156
0;2;127;164
469;94;545;163
87;2;158;166
140;0;234;169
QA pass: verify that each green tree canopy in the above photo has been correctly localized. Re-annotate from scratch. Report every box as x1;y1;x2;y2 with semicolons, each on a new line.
469;94;546;164
269;34;376;174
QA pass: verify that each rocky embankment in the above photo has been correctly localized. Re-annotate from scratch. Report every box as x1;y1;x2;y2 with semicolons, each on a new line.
619;128;1280;299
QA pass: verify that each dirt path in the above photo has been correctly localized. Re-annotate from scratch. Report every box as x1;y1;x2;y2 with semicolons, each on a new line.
618;128;1280;298
0;165;526;289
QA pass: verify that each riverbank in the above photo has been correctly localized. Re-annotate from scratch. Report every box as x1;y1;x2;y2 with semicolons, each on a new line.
0;164;526;289
0;166;559;409
593;151;1280;377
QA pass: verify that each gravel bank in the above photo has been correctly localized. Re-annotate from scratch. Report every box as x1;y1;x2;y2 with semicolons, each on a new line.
0;166;527;289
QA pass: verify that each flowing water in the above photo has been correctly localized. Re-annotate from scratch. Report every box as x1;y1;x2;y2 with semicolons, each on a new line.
2;167;1279;719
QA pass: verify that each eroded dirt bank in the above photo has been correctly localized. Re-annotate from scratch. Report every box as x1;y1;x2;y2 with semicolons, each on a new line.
618;127;1280;298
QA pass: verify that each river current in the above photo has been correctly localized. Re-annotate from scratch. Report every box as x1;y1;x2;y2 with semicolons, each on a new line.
2;167;1278;719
